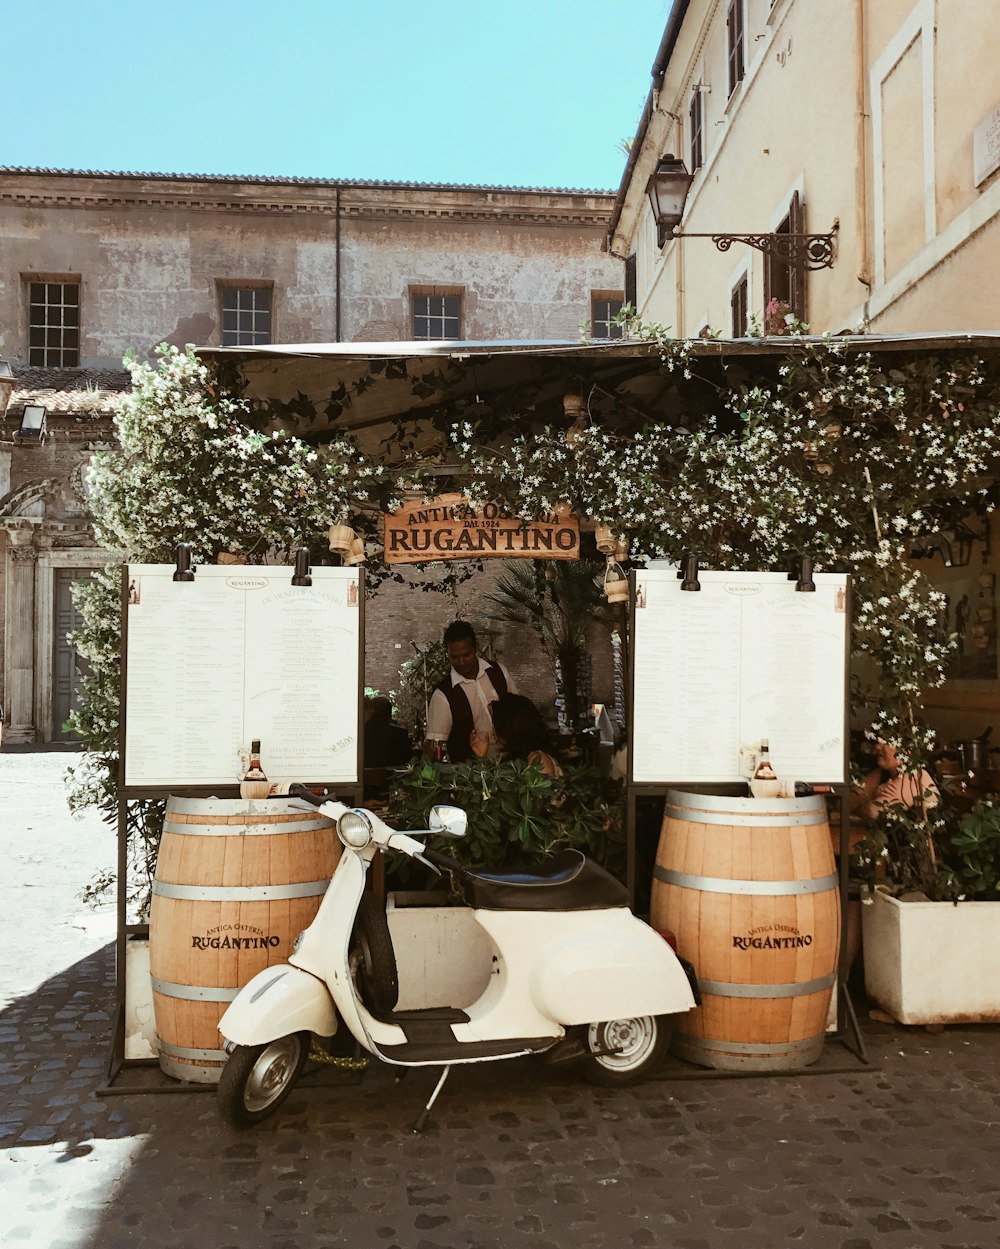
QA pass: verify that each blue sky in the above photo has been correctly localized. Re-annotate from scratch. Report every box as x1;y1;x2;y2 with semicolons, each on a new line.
6;0;674;191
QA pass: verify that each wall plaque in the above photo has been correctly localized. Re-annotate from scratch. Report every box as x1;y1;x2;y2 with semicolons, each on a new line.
383;492;580;564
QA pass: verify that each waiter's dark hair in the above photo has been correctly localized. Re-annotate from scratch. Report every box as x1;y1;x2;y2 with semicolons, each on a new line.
443;620;477;647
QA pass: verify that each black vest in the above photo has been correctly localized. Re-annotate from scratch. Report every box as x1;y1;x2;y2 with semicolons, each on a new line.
435;662;508;762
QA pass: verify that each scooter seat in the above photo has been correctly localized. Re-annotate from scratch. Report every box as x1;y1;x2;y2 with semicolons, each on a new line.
460;849;629;912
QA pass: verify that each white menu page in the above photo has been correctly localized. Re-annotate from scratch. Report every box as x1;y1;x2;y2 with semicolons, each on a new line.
123;564;361;788
631;570;848;784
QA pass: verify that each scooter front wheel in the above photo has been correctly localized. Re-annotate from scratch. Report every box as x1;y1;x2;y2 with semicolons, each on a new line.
217;1032;309;1128
581;1015;669;1087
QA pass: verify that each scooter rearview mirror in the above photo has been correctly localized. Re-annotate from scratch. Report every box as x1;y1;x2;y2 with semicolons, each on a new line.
428;805;468;839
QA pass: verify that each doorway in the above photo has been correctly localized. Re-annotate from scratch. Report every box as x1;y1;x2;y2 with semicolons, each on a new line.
51;568;91;740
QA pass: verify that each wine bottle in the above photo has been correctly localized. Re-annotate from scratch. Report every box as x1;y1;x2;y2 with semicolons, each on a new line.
793;782;834;796
240;739;270;799
749;739;780;797
752;740;777;782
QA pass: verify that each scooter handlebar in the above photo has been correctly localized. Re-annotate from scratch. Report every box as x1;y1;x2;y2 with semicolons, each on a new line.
288;783;327;807
287;783;348;822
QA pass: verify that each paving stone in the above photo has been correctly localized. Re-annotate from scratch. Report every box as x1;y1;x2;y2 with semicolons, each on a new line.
6;752;1000;1249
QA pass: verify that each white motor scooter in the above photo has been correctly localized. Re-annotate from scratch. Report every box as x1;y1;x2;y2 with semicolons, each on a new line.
217;784;699;1130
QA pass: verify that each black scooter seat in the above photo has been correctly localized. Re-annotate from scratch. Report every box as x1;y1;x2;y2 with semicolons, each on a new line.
460;849;628;912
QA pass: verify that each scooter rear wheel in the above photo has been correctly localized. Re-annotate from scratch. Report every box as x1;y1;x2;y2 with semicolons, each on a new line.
581;1014;669;1087
217;1032;309;1128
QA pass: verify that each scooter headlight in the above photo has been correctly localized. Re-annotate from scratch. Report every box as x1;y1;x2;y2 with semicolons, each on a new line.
338;809;373;849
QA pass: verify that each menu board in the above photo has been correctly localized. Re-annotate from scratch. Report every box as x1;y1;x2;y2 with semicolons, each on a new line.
122;564;361;790
630;569;849;785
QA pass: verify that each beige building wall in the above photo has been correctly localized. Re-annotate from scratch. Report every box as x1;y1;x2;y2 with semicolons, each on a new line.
612;0;1000;336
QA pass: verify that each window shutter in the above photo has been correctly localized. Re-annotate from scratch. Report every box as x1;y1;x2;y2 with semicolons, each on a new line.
790;190;806;323
625;254;637;309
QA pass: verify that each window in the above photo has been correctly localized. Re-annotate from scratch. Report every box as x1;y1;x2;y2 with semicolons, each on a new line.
28;281;80;367
411;289;462;340
689;87;704;172
591;291;625;339
220;285;272;346
763;191;806;326
727;1;745;96
731;274;749;337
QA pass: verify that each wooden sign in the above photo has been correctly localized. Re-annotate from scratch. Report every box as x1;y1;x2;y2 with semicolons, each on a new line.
383;492;580;564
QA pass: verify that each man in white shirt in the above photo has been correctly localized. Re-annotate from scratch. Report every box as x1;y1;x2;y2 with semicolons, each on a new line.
423;621;516;762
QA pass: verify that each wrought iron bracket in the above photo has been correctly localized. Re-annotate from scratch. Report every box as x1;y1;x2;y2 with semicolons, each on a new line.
673;220;839;270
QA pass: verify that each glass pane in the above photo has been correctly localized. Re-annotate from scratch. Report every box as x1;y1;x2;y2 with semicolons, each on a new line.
64;283;80;307
29;327;45;347
222;310;236;332
239;311;253;332
29;346;44;366
255;289;271;313
48;328;62;348
29;283;44;304
64;328;79;348
63;303;79;326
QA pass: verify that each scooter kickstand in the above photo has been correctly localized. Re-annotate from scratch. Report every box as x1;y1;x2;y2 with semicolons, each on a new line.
412;1065;452;1134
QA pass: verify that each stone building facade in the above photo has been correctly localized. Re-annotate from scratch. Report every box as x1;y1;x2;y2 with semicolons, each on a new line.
0;168;623;744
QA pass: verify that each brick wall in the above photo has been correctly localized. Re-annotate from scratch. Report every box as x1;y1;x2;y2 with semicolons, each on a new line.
363;561;616;726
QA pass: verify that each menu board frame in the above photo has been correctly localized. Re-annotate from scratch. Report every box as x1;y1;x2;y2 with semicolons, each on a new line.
118;563;365;797
627;568;852;788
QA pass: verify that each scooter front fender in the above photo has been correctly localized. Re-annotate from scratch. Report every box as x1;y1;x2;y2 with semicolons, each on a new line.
218;964;338;1047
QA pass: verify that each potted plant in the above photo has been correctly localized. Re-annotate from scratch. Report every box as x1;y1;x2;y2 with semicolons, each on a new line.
857;793;1000;1024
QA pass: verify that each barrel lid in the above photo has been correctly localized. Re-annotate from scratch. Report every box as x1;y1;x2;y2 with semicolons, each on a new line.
665;789;827;815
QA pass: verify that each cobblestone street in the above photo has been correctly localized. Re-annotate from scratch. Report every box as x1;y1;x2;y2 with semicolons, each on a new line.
3;749;1000;1249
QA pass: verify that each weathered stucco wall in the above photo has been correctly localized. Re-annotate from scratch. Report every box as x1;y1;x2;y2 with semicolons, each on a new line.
0;170;623;743
0;172;623;367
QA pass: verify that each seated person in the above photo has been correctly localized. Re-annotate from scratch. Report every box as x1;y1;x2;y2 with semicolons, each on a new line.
472;692;563;777
851;741;939;821
363;696;413;769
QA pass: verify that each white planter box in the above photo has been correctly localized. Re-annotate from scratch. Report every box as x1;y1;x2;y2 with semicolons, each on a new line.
862;889;1000;1024
124;935;158;1060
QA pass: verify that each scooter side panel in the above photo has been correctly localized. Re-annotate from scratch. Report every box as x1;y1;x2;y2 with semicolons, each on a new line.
530;922;698;1024
218;965;338;1046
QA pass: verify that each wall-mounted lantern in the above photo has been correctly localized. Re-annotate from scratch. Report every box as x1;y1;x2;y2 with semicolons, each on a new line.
18;404;47;444
646;154;838;269
645;155;694;234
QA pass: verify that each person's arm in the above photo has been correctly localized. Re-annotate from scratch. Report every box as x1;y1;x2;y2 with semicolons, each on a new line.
423;688;451;759
876;768;940;812
527;749;561;777
851;769;882;822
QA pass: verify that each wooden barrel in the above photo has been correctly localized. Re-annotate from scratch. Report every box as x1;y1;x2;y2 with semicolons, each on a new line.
149;796;340;1083
650;789;840;1072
